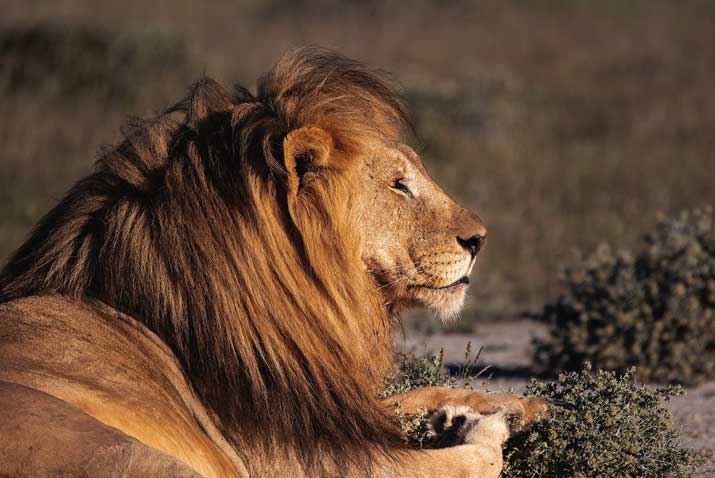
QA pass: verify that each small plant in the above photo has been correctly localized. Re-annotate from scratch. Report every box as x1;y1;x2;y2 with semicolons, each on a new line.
382;343;483;398
391;404;432;448
534;206;715;385
502;365;703;478
382;348;451;398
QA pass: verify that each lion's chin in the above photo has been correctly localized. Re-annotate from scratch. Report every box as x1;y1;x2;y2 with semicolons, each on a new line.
423;286;468;323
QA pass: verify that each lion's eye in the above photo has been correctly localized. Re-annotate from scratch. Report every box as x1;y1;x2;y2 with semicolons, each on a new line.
390;178;413;198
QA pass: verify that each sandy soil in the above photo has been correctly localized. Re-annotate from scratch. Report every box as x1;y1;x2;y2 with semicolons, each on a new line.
398;320;715;477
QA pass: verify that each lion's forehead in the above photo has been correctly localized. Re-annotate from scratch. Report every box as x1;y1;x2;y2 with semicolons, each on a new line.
361;144;433;186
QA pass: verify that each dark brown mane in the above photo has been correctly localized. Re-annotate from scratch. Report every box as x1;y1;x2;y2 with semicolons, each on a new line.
0;47;412;474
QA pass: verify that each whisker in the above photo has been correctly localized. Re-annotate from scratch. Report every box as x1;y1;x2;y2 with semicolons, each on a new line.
376;262;425;290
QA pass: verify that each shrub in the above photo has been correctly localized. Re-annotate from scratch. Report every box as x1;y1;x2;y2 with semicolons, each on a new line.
0;23;189;102
381;343;482;398
534;206;715;385
502;365;702;478
384;353;702;477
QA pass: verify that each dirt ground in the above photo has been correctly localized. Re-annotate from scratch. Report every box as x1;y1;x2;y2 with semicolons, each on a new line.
399;320;715;477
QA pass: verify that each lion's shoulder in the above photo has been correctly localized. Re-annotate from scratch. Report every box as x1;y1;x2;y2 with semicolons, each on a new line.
0;296;245;478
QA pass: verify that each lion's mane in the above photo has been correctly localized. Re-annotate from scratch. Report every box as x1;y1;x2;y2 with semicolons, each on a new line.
0;47;412;473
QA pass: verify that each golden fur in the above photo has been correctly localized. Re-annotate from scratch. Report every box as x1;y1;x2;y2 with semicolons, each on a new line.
0;47;409;473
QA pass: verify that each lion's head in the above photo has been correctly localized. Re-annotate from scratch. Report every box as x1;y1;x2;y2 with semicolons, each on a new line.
354;143;486;320
284;126;487;323
0;47;485;473
276;64;487;323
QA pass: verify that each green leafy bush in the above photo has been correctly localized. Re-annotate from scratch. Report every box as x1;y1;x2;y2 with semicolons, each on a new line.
384;353;702;477
381;343;483;398
502;365;702;478
534;207;715;385
382;349;451;398
0;23;189;102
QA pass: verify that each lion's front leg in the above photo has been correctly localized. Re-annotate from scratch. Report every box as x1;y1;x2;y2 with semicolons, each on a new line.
383;386;550;432
373;405;509;478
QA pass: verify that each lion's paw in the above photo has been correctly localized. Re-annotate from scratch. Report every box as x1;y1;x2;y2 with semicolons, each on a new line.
498;396;551;433
463;411;509;447
465;394;552;434
428;405;508;448
429;405;510;448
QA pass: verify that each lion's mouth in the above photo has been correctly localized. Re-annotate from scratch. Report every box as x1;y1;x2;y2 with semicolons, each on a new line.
408;276;470;291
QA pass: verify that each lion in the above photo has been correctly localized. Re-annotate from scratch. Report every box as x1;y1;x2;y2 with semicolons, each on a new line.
0;48;548;478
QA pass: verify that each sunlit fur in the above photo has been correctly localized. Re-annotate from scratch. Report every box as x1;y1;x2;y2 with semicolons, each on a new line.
0;47;413;475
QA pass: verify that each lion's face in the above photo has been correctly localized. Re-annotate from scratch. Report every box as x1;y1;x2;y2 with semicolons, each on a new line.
353;143;487;320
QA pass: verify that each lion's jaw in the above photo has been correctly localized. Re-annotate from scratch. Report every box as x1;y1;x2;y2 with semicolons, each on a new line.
354;144;487;322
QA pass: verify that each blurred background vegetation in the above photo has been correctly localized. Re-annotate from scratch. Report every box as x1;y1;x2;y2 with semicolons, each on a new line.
2;0;714;321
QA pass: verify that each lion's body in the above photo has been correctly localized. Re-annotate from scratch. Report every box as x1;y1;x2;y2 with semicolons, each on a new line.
0;48;547;477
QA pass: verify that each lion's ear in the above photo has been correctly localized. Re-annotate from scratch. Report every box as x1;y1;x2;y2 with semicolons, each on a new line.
283;127;334;195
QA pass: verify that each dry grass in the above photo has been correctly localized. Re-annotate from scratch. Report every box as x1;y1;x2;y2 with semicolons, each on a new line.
2;0;714;314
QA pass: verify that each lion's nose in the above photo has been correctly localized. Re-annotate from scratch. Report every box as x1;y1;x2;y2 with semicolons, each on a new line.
457;234;485;258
